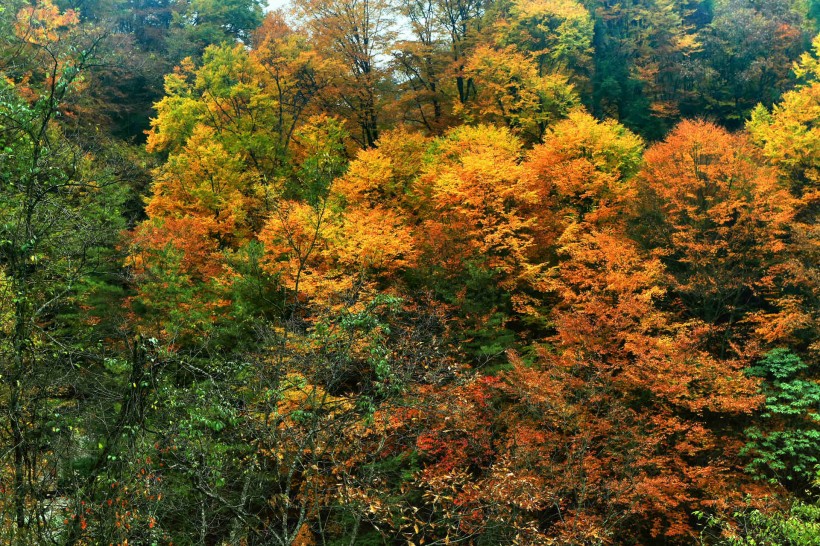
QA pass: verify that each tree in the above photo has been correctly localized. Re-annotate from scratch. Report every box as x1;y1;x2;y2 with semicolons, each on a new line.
295;0;396;147
523;109;644;229
686;0;809;128
0;2;131;541
458;44;578;143
697;496;820;545
147;39;327;174
539;224;764;542
391;0;454;132
434;0;488;104
412;124;540;360
165;0;263;62
131;40;335;341
252;11;333;162
635;120;797;356
394;224;766;542
746;35;820;351
495;0;594;88
585;0;705;137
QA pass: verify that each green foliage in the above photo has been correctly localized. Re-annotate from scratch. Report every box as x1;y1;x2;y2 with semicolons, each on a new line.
167;0;264;61
697;497;820;545
225;240;285;323
686;0;809;128
499;0;594;80
311;293;406;400
129;241;226;342
291;115;350;204
743;350;820;487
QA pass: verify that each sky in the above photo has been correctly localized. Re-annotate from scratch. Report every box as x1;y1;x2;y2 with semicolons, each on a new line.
266;0;291;12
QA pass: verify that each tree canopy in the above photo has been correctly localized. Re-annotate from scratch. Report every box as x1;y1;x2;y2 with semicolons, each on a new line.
1;0;820;544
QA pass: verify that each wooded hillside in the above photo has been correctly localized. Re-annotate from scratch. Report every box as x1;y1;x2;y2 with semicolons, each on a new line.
1;0;820;544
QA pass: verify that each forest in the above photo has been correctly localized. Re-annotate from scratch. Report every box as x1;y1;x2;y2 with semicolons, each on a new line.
1;0;819;544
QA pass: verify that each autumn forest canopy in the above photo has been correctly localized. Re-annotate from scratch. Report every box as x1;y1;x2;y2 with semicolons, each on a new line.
2;0;820;543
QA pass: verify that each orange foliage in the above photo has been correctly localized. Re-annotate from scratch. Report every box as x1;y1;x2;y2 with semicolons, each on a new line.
9;0;89;103
334;127;430;210
405;219;768;541
14;1;79;46
637;120;798;351
417;125;539;293
146;125;262;243
521;110;644;277
259;200;416;307
524;110;644;227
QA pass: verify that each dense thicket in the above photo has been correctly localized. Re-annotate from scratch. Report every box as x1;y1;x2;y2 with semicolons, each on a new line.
1;0;820;544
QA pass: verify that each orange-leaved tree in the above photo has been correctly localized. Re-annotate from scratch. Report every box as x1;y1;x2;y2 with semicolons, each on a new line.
386;226;766;543
521;109;644;253
294;0;395;147
536;220;765;542
410;124;542;359
634;120;797;355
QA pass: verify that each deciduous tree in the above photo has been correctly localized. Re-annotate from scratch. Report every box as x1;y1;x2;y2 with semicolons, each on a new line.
295;0;396;147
